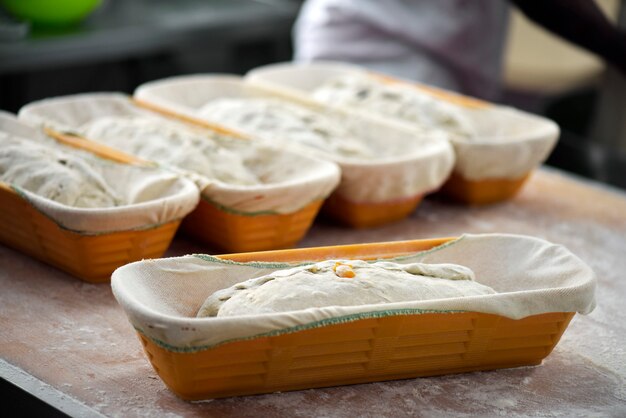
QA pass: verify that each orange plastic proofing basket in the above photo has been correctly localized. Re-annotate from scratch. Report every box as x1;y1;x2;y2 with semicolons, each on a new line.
134;238;575;400
133;98;334;238
371;74;543;205
0;130;192;283
0;182;180;283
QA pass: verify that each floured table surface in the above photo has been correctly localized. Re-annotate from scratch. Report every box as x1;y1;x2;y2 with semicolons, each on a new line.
1;167;625;417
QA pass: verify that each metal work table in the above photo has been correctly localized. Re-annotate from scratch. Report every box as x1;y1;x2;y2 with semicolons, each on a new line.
1;167;625;417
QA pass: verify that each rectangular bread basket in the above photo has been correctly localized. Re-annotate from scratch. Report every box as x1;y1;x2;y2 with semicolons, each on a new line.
0;112;201;282
112;234;595;399
0;182;181;283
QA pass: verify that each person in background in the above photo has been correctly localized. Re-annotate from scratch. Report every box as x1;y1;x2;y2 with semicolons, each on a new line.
294;0;626;102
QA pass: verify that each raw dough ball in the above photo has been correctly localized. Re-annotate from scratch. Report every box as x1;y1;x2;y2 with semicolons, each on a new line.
198;98;374;159
82;116;262;186
313;75;475;139
0;133;120;208
197;259;495;317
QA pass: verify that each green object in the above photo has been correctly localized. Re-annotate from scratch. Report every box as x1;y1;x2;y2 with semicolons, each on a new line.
1;0;102;27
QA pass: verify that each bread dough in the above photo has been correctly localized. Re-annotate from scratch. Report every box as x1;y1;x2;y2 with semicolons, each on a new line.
82;116;262;186
0;133;121;208
197;259;495;317
313;75;475;139
197;98;374;159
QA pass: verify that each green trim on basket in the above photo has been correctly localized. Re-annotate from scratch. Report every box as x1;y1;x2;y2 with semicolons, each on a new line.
136;308;466;353
199;193;324;217
9;184;181;236
192;253;317;270
390;235;465;262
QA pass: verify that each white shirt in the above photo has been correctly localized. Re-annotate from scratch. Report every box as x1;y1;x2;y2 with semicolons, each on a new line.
294;0;510;100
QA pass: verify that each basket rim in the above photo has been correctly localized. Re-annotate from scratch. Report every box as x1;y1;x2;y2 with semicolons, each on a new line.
111;233;596;351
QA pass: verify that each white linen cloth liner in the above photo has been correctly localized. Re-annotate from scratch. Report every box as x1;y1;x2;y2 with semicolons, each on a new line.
0;112;199;233
111;233;596;350
134;75;455;203
246;62;560;181
18;93;341;214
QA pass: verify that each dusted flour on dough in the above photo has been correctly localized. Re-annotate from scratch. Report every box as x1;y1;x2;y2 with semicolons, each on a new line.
82;116;261;186
313;75;475;139
197;259;495;317
198;98;374;159
0;134;121;208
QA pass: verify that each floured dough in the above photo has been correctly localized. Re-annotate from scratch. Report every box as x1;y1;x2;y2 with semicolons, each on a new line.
313;75;475;139
0;133;121;208
82;116;261;186
197;259;495;317
198;98;374;159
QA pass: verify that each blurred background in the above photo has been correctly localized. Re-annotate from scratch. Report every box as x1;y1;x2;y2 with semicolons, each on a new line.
0;0;624;189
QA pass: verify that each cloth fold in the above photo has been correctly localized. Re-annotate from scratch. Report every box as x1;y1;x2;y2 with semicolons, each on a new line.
112;233;596;350
0;111;199;233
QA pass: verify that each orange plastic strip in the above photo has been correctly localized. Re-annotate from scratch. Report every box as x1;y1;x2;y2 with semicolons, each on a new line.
369;73;492;109
218;236;455;263
132;98;251;139
43;127;149;166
